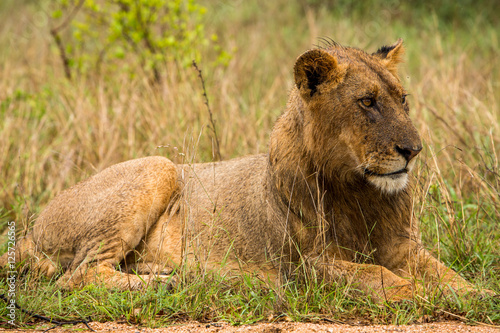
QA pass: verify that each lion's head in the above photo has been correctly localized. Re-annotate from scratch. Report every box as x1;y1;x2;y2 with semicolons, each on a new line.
292;39;422;194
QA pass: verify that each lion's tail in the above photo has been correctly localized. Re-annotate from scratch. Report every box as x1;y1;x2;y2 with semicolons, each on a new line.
0;233;36;269
0;251;6;268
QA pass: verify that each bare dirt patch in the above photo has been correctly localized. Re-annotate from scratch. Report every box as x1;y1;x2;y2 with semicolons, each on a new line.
2;321;500;333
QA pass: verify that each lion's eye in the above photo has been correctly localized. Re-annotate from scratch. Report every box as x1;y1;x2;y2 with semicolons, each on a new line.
402;94;408;104
361;98;375;107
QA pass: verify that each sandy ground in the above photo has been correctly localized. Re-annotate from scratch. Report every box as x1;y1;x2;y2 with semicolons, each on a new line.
2;321;500;333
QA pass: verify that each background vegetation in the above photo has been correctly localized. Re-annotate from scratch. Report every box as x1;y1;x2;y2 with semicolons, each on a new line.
0;0;499;328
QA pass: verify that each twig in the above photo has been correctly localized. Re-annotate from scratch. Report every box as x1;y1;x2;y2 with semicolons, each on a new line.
439;309;500;329
321;317;348;325
381;265;388;303
50;32;72;80
0;293;94;332
51;0;86;34
192;60;222;161
49;0;85;80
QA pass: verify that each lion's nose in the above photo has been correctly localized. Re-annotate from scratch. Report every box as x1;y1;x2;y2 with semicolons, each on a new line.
395;144;422;162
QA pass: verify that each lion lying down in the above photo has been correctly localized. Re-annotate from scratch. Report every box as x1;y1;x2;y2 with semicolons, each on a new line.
1;39;490;302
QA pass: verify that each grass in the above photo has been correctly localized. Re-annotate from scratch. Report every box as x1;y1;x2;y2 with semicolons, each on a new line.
1;0;500;328
2;271;498;328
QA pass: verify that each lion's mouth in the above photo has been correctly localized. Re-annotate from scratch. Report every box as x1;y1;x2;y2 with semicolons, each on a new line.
364;168;408;177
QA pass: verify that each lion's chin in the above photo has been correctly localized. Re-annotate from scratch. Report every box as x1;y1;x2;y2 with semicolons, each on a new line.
367;173;409;194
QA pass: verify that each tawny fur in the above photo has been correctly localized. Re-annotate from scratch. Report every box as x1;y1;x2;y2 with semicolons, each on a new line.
1;40;486;302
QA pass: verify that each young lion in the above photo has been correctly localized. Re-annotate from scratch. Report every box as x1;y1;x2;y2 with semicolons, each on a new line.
2;39;487;302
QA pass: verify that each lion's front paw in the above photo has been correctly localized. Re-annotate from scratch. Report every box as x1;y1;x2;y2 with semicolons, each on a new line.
383;282;415;303
461;287;497;300
365;281;416;304
431;281;497;300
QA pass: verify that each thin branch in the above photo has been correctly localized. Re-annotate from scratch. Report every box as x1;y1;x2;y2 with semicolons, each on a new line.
51;0;86;34
49;0;85;80
192;60;222;161
0;294;94;331
50;32;72;80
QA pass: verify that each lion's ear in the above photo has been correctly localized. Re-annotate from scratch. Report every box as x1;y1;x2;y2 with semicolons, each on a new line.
373;38;405;77
294;49;344;100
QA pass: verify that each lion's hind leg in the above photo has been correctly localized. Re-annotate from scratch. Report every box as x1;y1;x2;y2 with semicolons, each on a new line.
31;156;179;290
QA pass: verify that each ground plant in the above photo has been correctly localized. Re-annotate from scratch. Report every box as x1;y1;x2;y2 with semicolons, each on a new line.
0;0;499;329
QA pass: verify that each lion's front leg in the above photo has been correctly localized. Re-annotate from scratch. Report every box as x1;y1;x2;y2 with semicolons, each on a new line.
383;241;492;297
306;255;414;303
411;248;474;293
